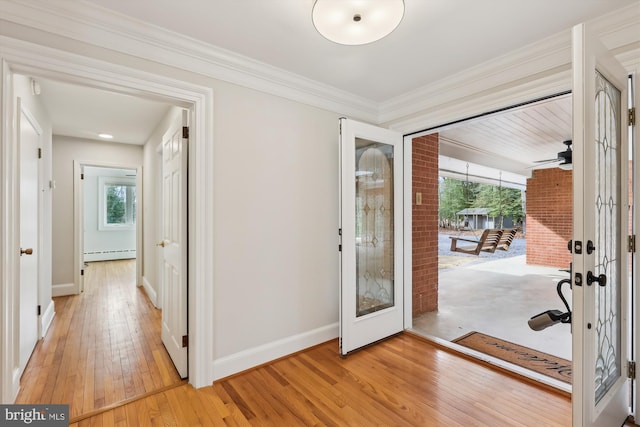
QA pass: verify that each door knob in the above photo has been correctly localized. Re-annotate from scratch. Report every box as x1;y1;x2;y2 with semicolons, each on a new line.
20;248;33;256
156;241;166;248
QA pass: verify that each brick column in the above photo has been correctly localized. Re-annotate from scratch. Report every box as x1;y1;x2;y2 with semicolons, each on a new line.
526;168;572;268
412;134;439;315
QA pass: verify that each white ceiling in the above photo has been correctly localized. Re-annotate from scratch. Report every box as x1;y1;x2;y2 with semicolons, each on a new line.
81;0;636;101
24;0;633;178
35;78;171;145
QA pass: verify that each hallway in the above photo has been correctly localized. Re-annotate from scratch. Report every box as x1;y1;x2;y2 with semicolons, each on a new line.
15;260;182;419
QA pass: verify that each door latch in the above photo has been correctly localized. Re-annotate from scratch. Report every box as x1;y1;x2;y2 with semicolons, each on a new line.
587;271;607;287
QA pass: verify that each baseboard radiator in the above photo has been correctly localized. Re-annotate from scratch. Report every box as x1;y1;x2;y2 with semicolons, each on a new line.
84;249;136;262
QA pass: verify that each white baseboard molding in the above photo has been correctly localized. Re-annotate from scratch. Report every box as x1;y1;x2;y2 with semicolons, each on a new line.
52;283;76;297
141;276;158;307
212;323;339;381
40;299;55;338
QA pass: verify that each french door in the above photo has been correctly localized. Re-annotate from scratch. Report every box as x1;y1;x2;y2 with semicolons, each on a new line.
339;118;404;355
571;23;632;427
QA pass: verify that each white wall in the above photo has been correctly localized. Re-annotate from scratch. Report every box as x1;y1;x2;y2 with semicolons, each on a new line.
13;74;55;337
52;136;143;288
83;166;137;262
7;3;636;385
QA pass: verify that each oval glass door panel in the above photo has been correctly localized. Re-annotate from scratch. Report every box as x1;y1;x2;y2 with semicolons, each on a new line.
356;138;394;316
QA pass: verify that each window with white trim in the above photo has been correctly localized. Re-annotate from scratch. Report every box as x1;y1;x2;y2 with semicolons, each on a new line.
99;176;136;230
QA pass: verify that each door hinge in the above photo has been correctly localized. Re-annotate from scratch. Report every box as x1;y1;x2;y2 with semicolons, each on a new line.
630;107;636;126
628;361;636;379
37;148;42;159
81;269;84;276
182;335;188;348
37;305;41;316
182;126;189;139
629;235;636;253
81;173;84;180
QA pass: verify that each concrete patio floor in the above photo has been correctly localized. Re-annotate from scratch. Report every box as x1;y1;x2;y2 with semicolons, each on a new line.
411;253;573;361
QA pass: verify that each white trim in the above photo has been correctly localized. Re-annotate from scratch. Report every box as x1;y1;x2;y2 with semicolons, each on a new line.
403;134;413;329
212;323;338;380
1;58;21;404
39;299;55;338
97;176;137;231
0;1;637;129
0;37;216;398
0;0;378;123
141;276;158;307
410;332;571;393
73;161;82;294
51;283;75;298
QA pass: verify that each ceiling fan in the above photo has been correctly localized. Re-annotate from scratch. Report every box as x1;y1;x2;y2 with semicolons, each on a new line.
532;140;572;170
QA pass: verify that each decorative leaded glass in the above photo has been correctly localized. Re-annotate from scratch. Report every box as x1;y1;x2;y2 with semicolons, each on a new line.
355;138;394;317
593;70;621;404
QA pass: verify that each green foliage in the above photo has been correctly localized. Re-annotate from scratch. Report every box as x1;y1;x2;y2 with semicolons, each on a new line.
438;178;478;222
106;185;126;224
439;178;524;226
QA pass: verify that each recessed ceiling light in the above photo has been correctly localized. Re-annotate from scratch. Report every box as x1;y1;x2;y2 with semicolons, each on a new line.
98;133;113;139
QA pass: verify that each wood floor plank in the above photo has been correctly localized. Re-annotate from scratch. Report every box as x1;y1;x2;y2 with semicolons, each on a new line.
69;334;571;426
15;259;182;418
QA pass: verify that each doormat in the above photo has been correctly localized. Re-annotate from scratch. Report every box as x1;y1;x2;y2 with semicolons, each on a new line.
452;331;571;384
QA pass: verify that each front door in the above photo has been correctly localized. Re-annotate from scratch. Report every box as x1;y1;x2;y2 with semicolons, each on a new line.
571;23;632;427
160;110;188;378
339;118;404;355
18;99;40;375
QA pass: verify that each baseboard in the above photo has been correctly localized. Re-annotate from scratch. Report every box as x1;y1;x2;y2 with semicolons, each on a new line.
141;276;158;307
52;283;76;297
212;323;339;380
40;299;55;338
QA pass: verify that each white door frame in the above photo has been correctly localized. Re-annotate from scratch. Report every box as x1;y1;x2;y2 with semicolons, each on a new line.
0;37;215;403
74;162;143;294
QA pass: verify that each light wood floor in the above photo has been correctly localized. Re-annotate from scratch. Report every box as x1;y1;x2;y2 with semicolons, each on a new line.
69;333;572;426
17;259;573;426
15;259;182;419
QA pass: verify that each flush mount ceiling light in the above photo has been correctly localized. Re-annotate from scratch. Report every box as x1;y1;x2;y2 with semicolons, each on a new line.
312;0;405;45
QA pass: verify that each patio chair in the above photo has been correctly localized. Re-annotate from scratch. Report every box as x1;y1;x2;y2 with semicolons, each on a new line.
496;228;517;251
449;229;503;255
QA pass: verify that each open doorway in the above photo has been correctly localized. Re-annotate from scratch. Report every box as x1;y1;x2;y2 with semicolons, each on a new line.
409;93;575;388
81;165;140;290
11;74;189;418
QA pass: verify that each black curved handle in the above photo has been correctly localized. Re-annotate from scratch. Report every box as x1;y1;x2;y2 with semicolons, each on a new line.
587;271;607;287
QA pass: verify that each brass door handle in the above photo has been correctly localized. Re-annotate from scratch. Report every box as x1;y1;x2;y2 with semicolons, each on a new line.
20;248;33;256
156;241;166;248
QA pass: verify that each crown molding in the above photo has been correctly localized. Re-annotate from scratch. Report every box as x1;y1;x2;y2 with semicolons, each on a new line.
380;3;640;130
0;0;379;122
379;31;573;128
1;0;637;128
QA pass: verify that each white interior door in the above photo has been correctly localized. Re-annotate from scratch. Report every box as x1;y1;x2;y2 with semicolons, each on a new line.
18;99;40;374
571;23;631;427
160;109;188;378
634;69;640;424
339;118;404;355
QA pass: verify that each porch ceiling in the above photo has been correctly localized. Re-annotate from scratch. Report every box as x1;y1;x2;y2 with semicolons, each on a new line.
438;94;572;184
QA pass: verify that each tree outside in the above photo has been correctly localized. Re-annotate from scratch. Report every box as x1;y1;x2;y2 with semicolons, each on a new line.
438;177;524;229
106;185;127;224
